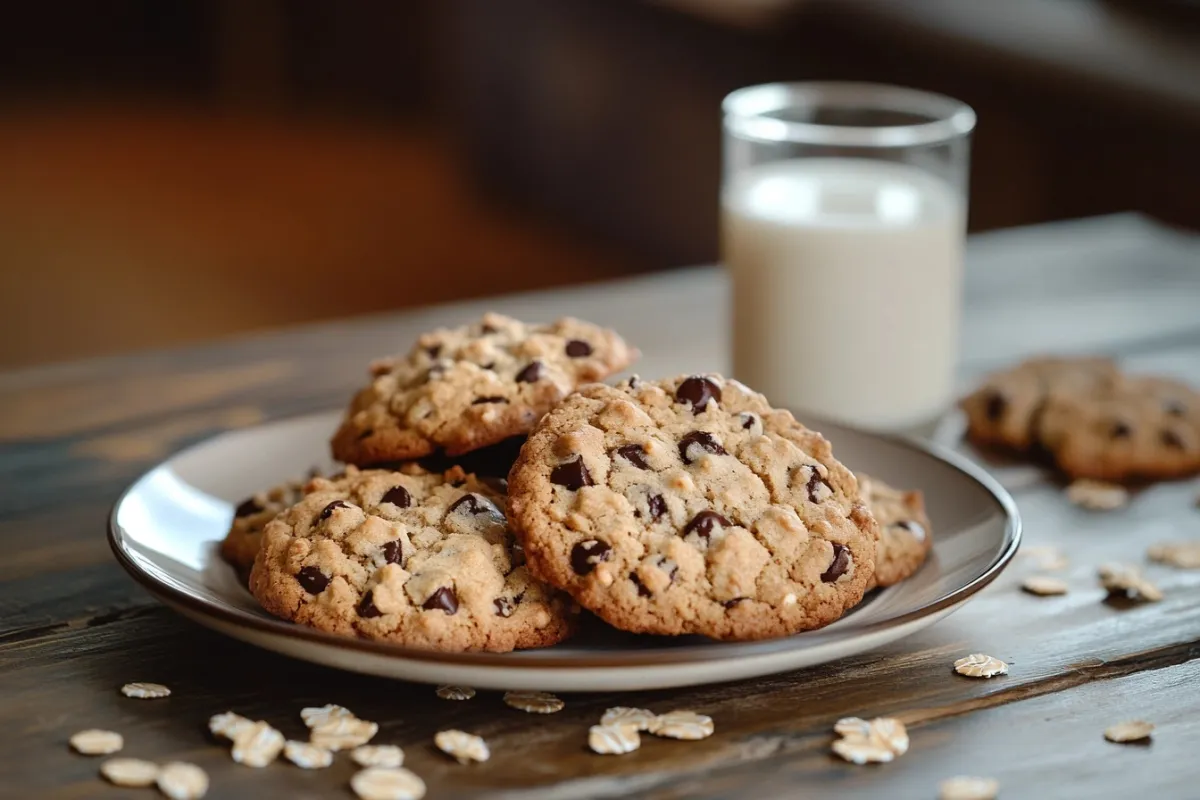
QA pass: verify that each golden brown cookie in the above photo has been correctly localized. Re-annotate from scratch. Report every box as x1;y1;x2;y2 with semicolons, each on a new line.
506;374;879;641
857;473;932;588
249;466;575;652
331;313;637;465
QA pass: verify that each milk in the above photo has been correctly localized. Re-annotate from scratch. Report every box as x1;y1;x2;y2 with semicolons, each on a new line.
722;158;965;431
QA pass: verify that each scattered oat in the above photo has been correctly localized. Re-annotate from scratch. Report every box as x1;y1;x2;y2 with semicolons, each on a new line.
231;721;285;767
831;716;909;765
302;704;357;728
156;761;209;800
954;653;1008;678
600;707;657;731
69;729;123;755
648;711;714;740
284;740;333;769
100;758;159;787
311;716;379;751
1022;575;1069;596
1021;545;1069;571
435;685;476;701
353;745;405;769
351;767;427;800
939;775;1000;800
1104;720;1154;743
589;724;641;755
503;690;564;714
435;730;489;764
1098;563;1163;602
1148;541;1200;569
1067;479;1129;510
208;711;255;741
121;682;171;699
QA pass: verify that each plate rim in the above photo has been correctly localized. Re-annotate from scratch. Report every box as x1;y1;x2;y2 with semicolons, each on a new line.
108;410;1022;670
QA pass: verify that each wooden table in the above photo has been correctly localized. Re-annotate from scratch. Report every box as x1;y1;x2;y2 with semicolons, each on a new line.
3;213;1199;798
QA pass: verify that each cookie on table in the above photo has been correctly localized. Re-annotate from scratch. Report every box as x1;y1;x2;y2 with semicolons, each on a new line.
959;356;1118;452
221;477;312;570
1037;375;1200;482
249;465;575;652
331;313;637;465
506;374;880;641
856;474;932;589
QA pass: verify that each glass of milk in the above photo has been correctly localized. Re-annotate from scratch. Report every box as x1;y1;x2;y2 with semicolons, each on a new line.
722;82;976;433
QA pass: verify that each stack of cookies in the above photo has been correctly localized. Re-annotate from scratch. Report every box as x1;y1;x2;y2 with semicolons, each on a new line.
225;313;933;652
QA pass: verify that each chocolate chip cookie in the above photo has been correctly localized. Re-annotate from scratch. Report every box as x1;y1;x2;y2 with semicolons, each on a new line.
506;374;880;641
221;476;312;570
857;474;932;588
249;465;575;652
331;313;637;465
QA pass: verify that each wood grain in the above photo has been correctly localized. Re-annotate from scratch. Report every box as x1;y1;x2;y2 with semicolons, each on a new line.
0;214;1198;797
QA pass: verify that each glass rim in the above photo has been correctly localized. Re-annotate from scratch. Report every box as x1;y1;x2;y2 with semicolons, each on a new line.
723;81;976;149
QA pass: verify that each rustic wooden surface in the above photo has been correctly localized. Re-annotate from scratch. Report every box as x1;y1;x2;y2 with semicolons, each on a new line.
2;213;1199;798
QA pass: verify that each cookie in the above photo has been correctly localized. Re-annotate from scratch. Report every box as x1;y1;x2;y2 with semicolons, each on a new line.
506;374;880;641
1037;375;1200;482
959;357;1118;452
249;465;575;652
331;313;637;465
221;477;312;570
856;474;932;588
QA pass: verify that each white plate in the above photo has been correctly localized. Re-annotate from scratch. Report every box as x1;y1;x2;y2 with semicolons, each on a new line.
109;410;1020;692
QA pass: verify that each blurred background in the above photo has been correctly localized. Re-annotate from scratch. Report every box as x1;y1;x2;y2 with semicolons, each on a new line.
1;0;1198;368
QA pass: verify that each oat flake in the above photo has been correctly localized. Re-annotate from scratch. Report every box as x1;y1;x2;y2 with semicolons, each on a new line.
100;758;159;787
600;706;657;731
156;761;209;800
1066;479;1129;510
310;716;379;751
832;737;896;765
351;767;427;800
435;685;476;701
284;740;333;769
209;711;255;740
503;690;564;714
832;716;909;764
1104;720;1154;743
69;729;123;755
589;724;641;755
435;729;489;764
121;682;171;699
649;711;714;740
954;653;1009;678
302;703;357;728
353;744;405;768
1148;541;1200;569
231;720;285;767
1098;564;1163;602
939;775;1000;800
1022;575;1069;596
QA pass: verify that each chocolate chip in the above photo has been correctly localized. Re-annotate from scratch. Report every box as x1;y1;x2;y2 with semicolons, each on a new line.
894;519;927;542
1164;399;1187;417
481;323;498;334
613;444;650;469
494;597;515;617
675;376;721;414
683;510;730;543
647;493;667;521
481;362;496;371
820;544;851;583
425;344;442;358
1162;429;1186;449
296;566;330;594
381;540;404;565
358;591;382;618
1111;421;1133;439
806;471;831;502
423;587;459;614
724;598;747;609
739;412;760;431
448;493;497;515
984;391;1007;422
551;457;593;490
381;485;411;508
623;375;642;390
472;396;509;405
234;498;262;518
679;431;727;463
570;540;611;575
516;360;546;383
630;573;652;597
318;500;350;521
565;339;592;357
356;429;374;440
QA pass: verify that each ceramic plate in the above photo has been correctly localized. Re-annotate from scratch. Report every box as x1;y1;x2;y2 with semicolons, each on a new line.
109;411;1019;692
